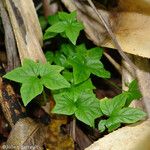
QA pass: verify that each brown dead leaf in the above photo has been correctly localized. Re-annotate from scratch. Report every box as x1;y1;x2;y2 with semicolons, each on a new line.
3;118;46;150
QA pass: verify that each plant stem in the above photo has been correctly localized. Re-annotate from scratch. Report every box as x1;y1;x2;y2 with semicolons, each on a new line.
42;90;47;104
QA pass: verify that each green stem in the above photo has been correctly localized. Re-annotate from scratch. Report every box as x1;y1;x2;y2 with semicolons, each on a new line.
42;89;47;104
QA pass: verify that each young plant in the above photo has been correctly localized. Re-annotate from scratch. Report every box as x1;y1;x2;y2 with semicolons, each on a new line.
46;43;111;84
52;79;102;127
44;11;84;45
3;11;146;133
98;80;146;132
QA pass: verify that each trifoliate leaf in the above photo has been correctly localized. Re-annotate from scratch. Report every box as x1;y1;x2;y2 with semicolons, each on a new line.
100;93;128;116
65;22;84;45
44;11;84;44
4;59;70;106
52;80;102;127
69;47;110;84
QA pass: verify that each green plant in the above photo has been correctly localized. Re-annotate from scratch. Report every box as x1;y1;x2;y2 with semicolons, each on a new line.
44;11;84;45
98;80;145;132
4;59;70;105
3;11;146;132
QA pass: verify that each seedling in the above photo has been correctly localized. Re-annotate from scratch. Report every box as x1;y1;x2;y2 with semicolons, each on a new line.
3;11;146;132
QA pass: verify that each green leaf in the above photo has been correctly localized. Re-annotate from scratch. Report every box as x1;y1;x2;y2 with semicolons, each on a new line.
65;22;84;45
62;70;73;83
53;51;68;67
125;80;142;106
111;93;128;111
45;22;67;33
20;77;43;106
69;46;110;84
59;11;77;22
3;67;31;83
107;122;121;132
75;94;101;127
87;47;103;60
39;63;64;76
39;16;48;30
41;72;70;90
44;22;67;40
100;98;112;116
39;63;70;90
98;120;107;132
69;55;90;84
45;51;54;64
100;93;128;116
111;107;146;124
48;14;59;25
44;32;57;40
45;11;84;44
75;44;87;54
69;79;95;96
52;81;102;127
4;59;70;106
4;59;39;83
103;107;146;132
60;44;76;57
52;92;77;115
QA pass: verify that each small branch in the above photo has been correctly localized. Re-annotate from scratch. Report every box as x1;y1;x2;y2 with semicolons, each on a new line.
42;0;51;17
87;0;137;70
104;52;121;74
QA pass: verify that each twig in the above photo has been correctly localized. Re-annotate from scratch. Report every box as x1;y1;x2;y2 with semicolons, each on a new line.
87;0;137;70
104;52;121;74
42;0;51;17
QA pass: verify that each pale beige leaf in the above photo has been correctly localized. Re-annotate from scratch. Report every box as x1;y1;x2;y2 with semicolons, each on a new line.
85;119;150;150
